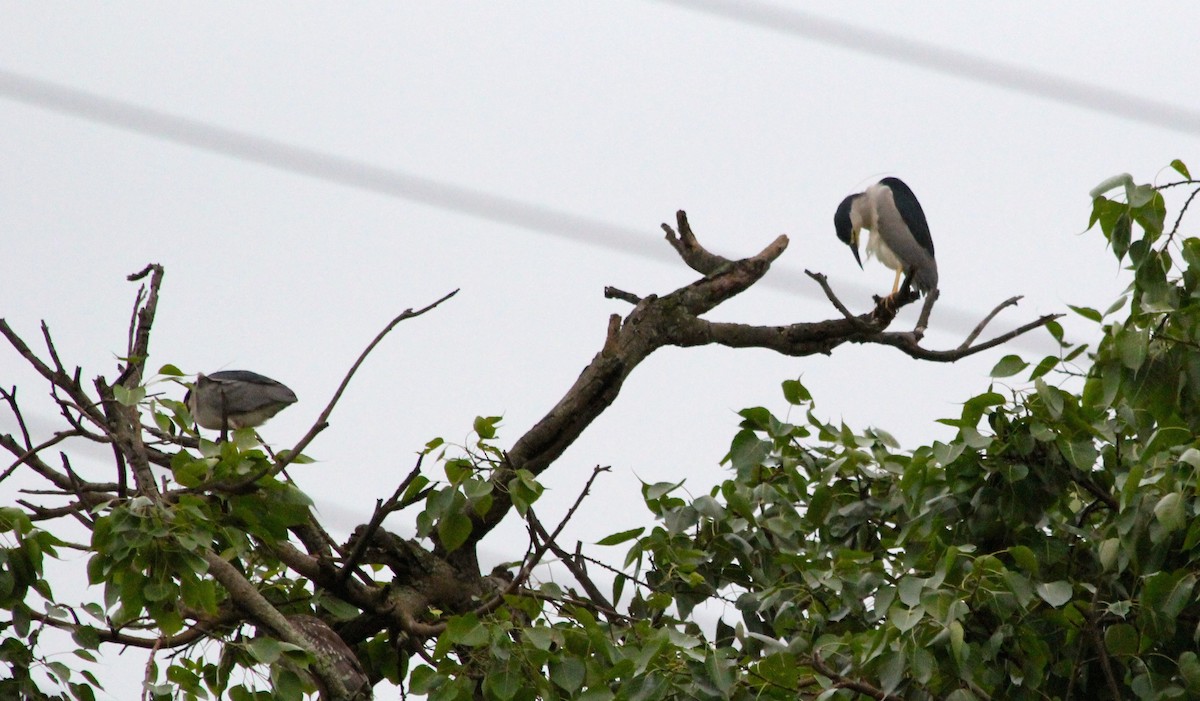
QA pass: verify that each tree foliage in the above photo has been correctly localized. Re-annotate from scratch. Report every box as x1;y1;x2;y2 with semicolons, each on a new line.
3;163;1196;700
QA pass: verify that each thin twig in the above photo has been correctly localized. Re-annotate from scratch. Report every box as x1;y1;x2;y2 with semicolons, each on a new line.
604;286;642;305
1;430;81;486
871;313;1064;362
532;526;619;622
804;270;879;330
959;296;1023;350
0;386;32;449
142;635;162;701
274;289;459;475
337;456;426;586
1165;184;1200;248
913;287;939;338
1086;595;1123;699
464;465;612;622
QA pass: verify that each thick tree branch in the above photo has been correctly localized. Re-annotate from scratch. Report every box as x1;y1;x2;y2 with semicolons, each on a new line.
204;550;363;700
456;212;1053;561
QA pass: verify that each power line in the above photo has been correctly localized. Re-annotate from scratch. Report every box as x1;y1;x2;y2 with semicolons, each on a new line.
653;0;1200;136
0;68;1053;346
0;69;666;263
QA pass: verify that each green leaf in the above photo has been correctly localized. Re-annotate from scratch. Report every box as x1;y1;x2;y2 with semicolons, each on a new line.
989;355;1027;378
596;527;644;546
1111;213;1132;260
1154;492;1186;532
1009;545;1039;575
888;605;923;633
1029;355;1059;380
643;481;683;501
444;614;488;646
1035;581;1073;608
1105;623;1139;656
782;379;812;405
1133;191;1167;237
1127;182;1155;208
112;384;146;407
1116;325;1148;370
727;430;771;475
444;458;472;483
1067;305;1102;322
1181;651;1200;690
247;638;284;664
1170;159;1191;179
473;415;502;440
483;667;521;701
158;364;185;376
1099;538;1120;572
550;658;586;692
437;511;472;552
408;665;441;695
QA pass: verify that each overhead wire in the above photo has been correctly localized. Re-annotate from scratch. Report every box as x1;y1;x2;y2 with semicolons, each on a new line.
3;1;1143;349
652;0;1200;136
0;67;1022;341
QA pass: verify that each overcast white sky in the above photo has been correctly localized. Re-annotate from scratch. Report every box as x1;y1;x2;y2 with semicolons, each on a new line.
2;3;1198;698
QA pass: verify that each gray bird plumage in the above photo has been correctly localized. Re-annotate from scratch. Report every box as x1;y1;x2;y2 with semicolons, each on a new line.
834;177;938;296
286;614;372;700
185;370;297;431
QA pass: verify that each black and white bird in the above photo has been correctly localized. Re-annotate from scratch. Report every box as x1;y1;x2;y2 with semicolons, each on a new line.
834;177;937;298
185;370;297;434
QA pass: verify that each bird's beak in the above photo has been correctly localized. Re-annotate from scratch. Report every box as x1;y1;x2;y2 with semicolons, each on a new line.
849;231;863;269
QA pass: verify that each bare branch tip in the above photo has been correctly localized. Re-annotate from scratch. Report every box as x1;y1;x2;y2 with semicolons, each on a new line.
602;315;622;356
125;263;163;282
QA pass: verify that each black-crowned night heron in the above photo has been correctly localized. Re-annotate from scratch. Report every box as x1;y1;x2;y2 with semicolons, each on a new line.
834;177;937;298
185;370;297;434
286;614;371;700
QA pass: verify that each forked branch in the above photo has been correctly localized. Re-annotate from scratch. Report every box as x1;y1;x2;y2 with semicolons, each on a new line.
456;210;1058;564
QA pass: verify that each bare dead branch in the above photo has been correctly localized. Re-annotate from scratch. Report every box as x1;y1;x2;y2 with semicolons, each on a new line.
663;210;733;274
604;286;642;305
274;289;459;476
337;455;427;586
804;270;879;329
0;434;78;495
533;527;621;622
0;428;81;486
958;296;1021;350
28;597;238;650
870;312;1064;362
478;465;611;611
0;321;106;433
455;212;1051;564
0;386;33;449
913;287;939;338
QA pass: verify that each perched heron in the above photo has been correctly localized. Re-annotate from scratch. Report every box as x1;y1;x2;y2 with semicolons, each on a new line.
834;177;937;298
286;614;371;700
185;370;297;435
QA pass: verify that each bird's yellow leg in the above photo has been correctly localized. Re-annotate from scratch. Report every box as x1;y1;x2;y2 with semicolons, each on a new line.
891;269;902;295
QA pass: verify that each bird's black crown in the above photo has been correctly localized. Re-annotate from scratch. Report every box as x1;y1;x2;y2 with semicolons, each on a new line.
834;194;858;245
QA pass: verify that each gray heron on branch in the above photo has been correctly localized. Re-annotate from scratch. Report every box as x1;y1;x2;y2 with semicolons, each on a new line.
185;370;297;438
835;177;938;300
